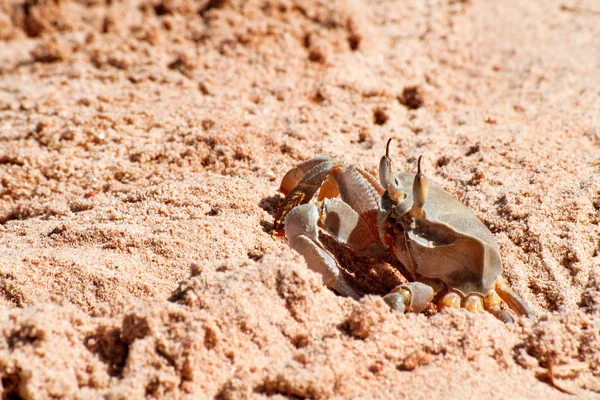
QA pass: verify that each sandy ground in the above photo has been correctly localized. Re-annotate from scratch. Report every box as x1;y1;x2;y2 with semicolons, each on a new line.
1;0;599;398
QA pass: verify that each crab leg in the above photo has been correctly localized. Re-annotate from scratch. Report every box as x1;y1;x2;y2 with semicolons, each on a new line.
279;155;333;196
495;278;535;319
284;203;362;299
329;165;385;244
484;290;514;323
274;157;336;234
383;282;436;313
438;291;462;310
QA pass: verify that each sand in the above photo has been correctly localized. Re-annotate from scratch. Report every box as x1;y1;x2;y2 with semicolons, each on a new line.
0;0;599;398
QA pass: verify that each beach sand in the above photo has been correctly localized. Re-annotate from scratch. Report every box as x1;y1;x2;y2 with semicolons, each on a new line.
1;0;599;397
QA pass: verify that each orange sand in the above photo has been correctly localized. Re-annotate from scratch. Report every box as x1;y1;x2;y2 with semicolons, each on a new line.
1;0;599;398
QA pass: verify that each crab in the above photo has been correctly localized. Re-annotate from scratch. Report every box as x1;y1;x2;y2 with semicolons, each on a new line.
273;139;534;323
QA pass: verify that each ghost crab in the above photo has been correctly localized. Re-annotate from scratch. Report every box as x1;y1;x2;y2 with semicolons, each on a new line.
274;139;534;323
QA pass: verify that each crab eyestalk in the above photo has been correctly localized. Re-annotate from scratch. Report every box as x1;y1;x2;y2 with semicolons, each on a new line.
410;156;428;218
379;138;403;202
379;138;393;188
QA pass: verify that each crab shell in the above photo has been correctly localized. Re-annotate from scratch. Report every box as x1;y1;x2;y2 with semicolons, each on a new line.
382;172;502;297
